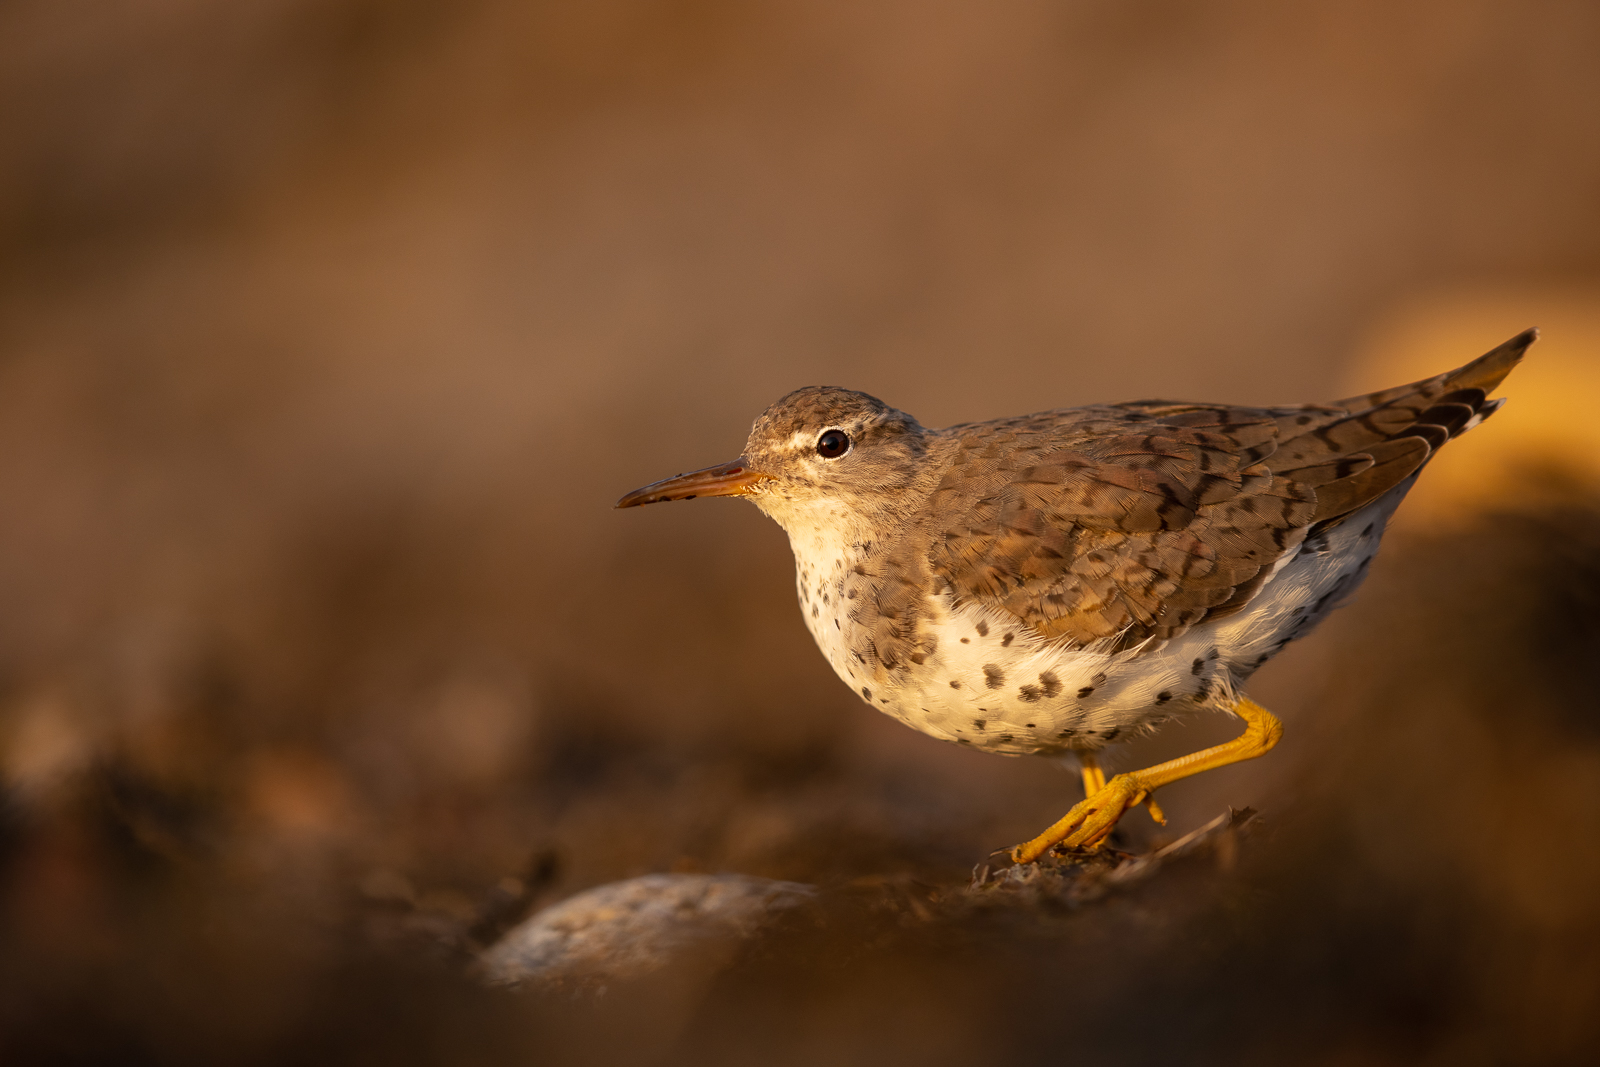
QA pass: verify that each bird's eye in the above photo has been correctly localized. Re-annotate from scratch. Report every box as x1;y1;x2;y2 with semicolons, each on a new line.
816;429;851;458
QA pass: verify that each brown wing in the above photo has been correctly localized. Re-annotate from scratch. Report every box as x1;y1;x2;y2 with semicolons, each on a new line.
927;406;1318;647
926;329;1534;649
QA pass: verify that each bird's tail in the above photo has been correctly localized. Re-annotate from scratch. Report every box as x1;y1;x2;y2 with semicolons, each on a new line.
1271;329;1536;527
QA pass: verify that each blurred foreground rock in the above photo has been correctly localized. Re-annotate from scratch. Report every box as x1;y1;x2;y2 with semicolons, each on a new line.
482;810;1256;991
481;873;816;988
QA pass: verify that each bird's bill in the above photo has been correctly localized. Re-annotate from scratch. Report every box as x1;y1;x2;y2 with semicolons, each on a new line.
615;459;773;508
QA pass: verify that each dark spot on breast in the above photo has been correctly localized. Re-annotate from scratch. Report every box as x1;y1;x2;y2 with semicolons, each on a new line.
1056;729;1075;738
983;665;1006;689
1025;723;1035;728
1361;523;1374;538
1001;632;1015;647
1207;648;1219;660
861;687;871;701
972;719;987;730
998;734;1013;743
975;620;989;637
1104;728;1120;741
1191;658;1205;675
1018;685;1042;702
1039;671;1061;698
910;653;926;665
1195;680;1212;701
1077;686;1095;699
812;606;819;618
1156;691;1172;704
960;637;970;644
1296;414;1313;425
949;679;962;689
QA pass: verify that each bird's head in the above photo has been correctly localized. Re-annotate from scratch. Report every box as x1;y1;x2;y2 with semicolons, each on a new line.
616;386;933;533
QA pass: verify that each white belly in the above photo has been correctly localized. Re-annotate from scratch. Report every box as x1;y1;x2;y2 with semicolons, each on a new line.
790;485;1408;758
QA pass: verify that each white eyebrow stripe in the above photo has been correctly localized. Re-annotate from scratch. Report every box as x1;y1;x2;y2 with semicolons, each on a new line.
784;428;841;452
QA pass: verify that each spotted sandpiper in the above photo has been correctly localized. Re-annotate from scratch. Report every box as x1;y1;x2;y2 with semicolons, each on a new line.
618;330;1533;863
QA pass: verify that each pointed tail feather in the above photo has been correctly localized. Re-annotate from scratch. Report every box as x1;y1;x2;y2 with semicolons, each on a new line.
1329;328;1536;413
1283;329;1536;528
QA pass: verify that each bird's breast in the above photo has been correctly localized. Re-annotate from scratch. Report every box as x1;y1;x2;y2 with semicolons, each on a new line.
787;517;872;687
785;520;1217;756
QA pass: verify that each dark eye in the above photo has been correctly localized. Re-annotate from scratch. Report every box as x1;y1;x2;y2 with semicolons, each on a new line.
816;429;851;458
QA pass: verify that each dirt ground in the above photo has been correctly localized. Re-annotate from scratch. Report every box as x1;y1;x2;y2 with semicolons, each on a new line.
3;3;1599;1064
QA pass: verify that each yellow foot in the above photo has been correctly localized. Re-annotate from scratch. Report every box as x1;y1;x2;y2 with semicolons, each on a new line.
1008;772;1153;864
1006;697;1283;865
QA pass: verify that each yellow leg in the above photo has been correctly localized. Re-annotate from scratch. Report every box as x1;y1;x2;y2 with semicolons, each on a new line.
1083;751;1162;826
1079;752;1107;798
1010;697;1283;864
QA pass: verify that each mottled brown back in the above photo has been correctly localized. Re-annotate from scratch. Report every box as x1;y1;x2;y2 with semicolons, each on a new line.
925;330;1533;648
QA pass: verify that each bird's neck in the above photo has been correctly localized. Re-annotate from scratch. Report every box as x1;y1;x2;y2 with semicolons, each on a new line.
756;496;878;569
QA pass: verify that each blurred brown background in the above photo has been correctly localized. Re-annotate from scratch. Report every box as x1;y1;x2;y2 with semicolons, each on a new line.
2;2;1599;1064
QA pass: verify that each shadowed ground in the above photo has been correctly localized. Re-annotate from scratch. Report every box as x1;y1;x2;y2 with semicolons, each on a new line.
2;3;1600;1064
5;486;1597;1065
